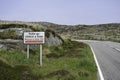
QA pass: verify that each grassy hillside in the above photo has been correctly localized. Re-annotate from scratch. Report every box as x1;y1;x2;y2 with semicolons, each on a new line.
0;20;120;41
0;40;97;80
0;21;98;80
29;22;120;41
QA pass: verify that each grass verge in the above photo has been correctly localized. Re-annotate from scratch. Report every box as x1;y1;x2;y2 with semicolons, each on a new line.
0;39;97;80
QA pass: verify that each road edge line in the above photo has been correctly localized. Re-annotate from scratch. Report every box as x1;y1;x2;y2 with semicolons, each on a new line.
90;46;104;80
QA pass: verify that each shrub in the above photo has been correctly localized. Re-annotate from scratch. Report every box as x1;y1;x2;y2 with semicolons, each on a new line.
0;29;20;39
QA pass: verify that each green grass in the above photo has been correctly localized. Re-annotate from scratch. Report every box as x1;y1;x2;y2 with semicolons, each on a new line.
0;40;97;80
111;40;120;43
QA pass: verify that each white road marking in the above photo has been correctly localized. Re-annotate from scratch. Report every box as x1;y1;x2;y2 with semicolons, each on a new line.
114;48;120;52
109;46;120;52
90;46;104;80
73;39;105;80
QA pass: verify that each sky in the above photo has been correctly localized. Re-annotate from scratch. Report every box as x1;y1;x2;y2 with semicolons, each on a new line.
0;0;120;25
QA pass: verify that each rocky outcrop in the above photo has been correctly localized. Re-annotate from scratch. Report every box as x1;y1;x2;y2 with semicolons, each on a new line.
0;39;24;50
0;23;64;50
45;34;63;46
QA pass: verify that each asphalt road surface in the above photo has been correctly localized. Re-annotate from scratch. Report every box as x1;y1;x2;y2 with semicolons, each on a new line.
77;40;120;80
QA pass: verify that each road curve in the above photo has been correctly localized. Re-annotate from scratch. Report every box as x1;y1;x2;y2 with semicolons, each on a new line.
76;40;120;80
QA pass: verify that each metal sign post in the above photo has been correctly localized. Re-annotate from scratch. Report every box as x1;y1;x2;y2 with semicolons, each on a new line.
27;45;29;59
40;44;42;66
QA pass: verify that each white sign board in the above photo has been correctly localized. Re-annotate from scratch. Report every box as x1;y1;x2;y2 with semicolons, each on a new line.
24;32;45;44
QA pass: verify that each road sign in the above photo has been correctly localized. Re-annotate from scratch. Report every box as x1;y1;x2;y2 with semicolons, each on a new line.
24;32;45;66
24;32;45;44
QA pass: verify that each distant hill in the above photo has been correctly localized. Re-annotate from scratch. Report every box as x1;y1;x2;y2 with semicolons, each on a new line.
0;20;120;41
30;22;120;41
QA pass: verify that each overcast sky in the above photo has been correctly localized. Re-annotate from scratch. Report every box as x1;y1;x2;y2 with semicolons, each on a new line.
0;0;120;25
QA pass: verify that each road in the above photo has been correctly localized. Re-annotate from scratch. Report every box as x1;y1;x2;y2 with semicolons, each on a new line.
76;40;120;80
